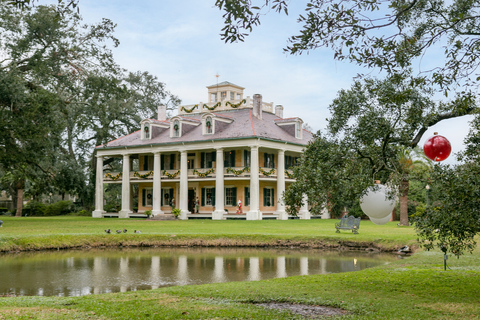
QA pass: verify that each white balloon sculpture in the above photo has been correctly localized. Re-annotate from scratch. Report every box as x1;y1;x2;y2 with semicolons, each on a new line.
360;184;396;225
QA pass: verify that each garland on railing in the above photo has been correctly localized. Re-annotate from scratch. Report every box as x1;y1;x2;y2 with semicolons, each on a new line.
180;105;198;113
226;99;246;109
204;102;221;111
226;167;250;176
105;172;122;180
193;168;215;177
163;169;181;179
134;171;154;179
285;170;295;179
259;168;276;176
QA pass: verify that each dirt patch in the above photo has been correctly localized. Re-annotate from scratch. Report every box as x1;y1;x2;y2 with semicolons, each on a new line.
257;302;349;318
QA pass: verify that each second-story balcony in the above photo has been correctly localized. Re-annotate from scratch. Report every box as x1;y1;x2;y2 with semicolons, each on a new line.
103;167;295;182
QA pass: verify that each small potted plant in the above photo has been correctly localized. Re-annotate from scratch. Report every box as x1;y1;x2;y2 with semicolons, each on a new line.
145;209;152;219
171;208;181;219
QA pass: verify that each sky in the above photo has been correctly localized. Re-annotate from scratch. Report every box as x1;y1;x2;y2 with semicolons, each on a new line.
54;0;475;164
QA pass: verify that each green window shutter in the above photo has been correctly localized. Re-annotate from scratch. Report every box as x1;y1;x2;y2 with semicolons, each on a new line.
143;156;149;171
264;153;267;167
224;151;228;167
212;188;216;206
170;154;175;169
201;152;205;168
231;150;236;167
263;188;267;207
201;188;205;206
142;189;146;207
245;187;250;206
161;189;164;206
169;189;174;202
160;154;165;170
273;154;275;168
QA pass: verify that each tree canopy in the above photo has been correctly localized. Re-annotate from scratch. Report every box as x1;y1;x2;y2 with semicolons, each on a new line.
0;4;179;213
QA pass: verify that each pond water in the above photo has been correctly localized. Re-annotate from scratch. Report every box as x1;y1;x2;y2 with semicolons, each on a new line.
0;247;399;297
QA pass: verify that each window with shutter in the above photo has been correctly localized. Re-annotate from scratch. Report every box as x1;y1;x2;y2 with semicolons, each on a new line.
244;187;250;206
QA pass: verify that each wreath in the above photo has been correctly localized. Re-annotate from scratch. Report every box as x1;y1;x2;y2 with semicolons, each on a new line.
206;120;212;128
144;126;149;132
147;193;152;200
173;124;179;131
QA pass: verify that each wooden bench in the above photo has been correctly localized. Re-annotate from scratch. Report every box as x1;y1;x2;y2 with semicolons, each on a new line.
335;215;360;234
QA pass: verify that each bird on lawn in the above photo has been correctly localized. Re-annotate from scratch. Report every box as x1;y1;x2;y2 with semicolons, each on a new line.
123;229;127;233
116;229;122;234
134;230;141;234
104;229;111;234
398;245;410;254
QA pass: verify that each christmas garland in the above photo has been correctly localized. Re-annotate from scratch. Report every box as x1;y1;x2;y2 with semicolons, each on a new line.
180;105;198;113
105;172;122;180
226;99;246;109
204;102;221;111
259;167;276;176
226;167;250;176
134;171;153;179
285;170;295;179
163;169;180;179
193;168;215;177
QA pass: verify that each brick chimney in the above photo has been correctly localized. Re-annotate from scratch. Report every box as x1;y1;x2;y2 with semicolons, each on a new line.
253;94;262;120
275;105;284;118
158;104;166;121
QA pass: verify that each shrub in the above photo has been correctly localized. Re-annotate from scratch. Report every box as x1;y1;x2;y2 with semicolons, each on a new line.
44;201;73;216
23;201;48;216
145;209;152;218
72;209;90;216
0;207;9;214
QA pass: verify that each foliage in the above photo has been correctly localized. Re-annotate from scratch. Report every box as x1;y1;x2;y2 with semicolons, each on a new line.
0;4;180;212
171;208;181;218
144;209;152;218
22;201;48;216
216;0;480;92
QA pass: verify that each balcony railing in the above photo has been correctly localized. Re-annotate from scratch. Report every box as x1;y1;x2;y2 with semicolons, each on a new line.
104;167;294;181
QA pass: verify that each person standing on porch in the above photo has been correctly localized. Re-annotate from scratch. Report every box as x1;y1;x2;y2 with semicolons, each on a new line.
236;199;242;214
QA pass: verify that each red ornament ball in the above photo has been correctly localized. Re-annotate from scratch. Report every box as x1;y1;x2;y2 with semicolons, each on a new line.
423;133;451;162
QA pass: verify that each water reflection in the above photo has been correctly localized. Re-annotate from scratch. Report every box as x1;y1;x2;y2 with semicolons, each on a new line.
0;247;398;297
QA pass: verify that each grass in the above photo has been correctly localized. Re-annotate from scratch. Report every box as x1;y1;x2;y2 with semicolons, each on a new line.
0;216;417;252
0;216;479;319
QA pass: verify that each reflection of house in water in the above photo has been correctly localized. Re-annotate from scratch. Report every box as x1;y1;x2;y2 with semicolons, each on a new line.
93;82;332;220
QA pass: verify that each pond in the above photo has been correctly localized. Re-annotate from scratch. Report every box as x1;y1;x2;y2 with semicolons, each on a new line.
0;247;399;297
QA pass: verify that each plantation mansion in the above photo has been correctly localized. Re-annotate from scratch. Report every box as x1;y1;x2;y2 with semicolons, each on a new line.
93;82;315;220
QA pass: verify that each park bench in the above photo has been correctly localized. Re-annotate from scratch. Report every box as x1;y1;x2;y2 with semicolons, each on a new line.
335;215;360;234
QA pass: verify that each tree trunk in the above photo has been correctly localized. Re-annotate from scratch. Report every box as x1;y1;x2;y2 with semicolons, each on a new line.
399;179;409;226
16;188;23;217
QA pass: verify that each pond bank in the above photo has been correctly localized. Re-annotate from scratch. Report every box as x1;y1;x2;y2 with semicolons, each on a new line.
0;234;415;253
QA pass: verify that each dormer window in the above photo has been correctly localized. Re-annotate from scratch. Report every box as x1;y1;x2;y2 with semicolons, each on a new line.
172;120;181;137
205;116;213;134
144;123;150;139
296;121;303;139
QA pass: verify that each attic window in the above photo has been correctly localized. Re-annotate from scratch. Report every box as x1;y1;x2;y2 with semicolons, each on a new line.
296;121;303;139
144;124;150;139
205;116;213;134
172;120;181;137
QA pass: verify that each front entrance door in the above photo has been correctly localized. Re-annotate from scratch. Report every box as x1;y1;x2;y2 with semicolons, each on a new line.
188;189;196;213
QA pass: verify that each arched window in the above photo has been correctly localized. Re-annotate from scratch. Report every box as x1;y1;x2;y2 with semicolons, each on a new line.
173;120;180;137
205;116;213;134
295;121;302;139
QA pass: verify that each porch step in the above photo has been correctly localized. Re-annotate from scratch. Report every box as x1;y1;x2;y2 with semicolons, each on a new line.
149;214;176;221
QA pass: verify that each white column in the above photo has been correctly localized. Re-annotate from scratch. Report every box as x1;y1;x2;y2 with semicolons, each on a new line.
299;194;311;219
275;149;287;219
212;257;226;283
179;151;188;219
177;255;188;285
300;257;309;275
248;257;260;281
92;155;104;218
152;152;163;216
247;145;261;220
321;203;331;219
119;154;131;218
213;148;224;220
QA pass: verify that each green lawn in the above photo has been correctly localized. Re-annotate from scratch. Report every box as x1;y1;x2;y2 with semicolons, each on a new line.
0;216;479;319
